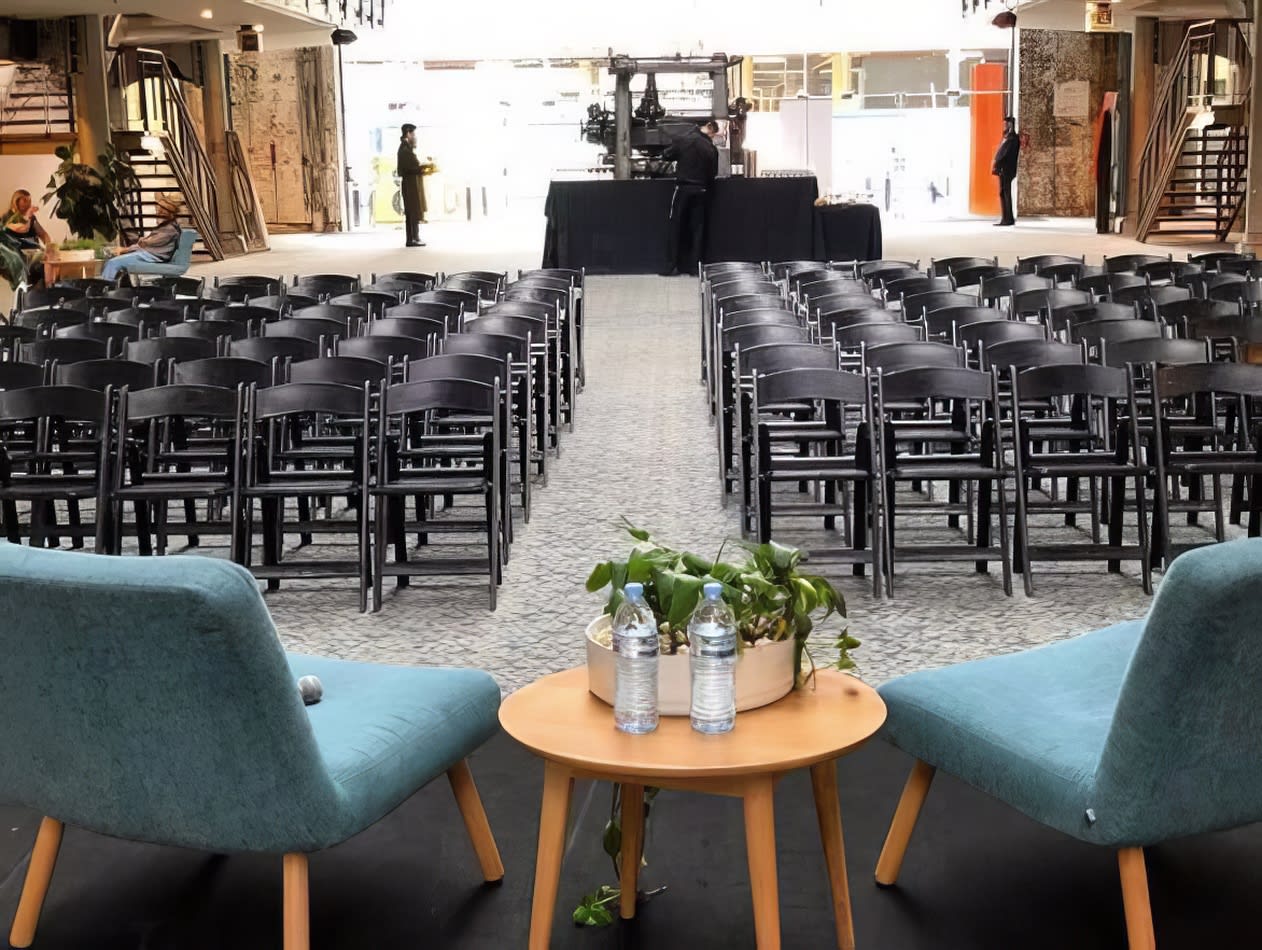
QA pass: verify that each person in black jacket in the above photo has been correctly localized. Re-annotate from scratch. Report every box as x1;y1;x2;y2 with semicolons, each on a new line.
661;120;719;276
992;115;1020;226
397;124;426;247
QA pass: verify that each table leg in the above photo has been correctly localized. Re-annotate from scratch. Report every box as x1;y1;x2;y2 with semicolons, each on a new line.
618;783;645;919
742;775;781;950
810;761;855;950
529;761;573;950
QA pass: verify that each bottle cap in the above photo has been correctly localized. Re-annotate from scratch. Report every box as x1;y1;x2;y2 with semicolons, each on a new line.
703;582;723;598
624;582;644;598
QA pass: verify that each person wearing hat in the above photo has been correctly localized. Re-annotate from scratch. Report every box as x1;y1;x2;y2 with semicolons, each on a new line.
396;124;427;248
102;193;184;281
992;116;1020;227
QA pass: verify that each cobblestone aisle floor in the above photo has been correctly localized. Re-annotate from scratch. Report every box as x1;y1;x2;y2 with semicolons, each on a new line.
269;275;1174;691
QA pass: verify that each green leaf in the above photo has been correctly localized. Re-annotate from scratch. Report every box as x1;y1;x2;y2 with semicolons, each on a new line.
602;818;621;861
680;552;713;576
663;573;704;628
585;561;612;593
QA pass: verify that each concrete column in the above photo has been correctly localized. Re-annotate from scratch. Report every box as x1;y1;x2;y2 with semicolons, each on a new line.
71;15;111;164
198;41;236;235
1245;18;1262;248
1124;16;1156;237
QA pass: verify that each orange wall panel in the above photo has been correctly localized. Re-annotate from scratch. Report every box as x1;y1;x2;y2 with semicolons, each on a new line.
969;62;1007;217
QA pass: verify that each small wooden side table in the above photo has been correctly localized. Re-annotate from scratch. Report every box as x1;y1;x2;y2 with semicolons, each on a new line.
499;667;887;950
43;256;104;285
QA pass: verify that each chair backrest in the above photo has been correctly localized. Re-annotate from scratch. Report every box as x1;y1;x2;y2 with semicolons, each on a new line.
293;273;360;296
0;543;345;851
383;377;497;417
956;319;1048;352
168;228;199;267
373;270;436;288
252;381;370;422
19;338;107;366
1071;318;1164;347
54;359;156;391
19;286;86;309
329;292;398;317
1011;362;1129;402
1015;254;1085;275
930;255;996;277
833;322;923;348
806;291;881;315
722;323;811;351
756;367;870;406
737;342;839;376
125;337;219;365
979;273;1052;304
230;336;321;365
1153;361;1262;400
950;264;1013;289
863;340;966;373
406;352;509;387
288;355;389;387
467;314;543;341
14;307;89;331
1093;538;1262;843
1103;252;1171;274
483;300;556;321
903;291;977;322
386;301;461;323
106;285;171;304
876;365;996;404
173;357;273;390
369;316;445;340
336;334;428;363
984;338;1085;372
440;329;527;362
410;289;478;312
925;306;1006;339
722;308;801;332
263;317;348;346
1102;337;1210;369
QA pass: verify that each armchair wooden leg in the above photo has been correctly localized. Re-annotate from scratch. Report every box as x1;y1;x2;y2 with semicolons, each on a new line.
9;817;64;949
875;761;936;886
1118;847;1156;950
447;759;505;882
283;853;309;950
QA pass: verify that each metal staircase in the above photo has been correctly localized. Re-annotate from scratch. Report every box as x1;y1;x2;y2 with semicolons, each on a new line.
0;61;74;143
1137;20;1252;243
110;48;228;259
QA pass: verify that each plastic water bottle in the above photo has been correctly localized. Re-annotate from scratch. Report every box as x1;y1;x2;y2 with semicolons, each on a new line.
613;582;659;734
688;582;737;734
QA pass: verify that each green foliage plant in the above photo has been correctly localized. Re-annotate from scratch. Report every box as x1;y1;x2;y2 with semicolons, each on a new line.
574;521;862;928
586;519;859;677
42;143;138;243
0;232;25;291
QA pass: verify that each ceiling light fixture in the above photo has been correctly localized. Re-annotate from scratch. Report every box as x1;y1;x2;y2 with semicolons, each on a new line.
200;9;214;19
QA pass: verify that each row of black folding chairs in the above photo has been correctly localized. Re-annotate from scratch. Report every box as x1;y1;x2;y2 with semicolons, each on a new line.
738;357;1262;599
0;370;512;612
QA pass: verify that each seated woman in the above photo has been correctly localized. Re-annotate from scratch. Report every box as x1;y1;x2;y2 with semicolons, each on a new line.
3;189;53;285
102;192;183;282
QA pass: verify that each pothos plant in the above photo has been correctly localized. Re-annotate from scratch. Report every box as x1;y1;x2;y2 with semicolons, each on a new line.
574;521;861;926
586;519;859;677
0;231;26;291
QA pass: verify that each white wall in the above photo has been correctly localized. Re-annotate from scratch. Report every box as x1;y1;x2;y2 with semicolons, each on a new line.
0;154;73;245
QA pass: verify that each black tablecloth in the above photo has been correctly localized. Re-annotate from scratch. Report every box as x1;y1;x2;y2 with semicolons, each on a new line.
542;177;820;274
813;203;883;262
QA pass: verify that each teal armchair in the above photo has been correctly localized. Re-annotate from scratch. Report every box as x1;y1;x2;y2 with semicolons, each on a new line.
874;537;1262;950
0;543;503;949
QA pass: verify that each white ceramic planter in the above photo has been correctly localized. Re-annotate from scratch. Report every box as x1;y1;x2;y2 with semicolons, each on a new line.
585;614;796;716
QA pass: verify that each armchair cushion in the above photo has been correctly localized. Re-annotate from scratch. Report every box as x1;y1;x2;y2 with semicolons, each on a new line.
287;653;500;838
878;620;1144;844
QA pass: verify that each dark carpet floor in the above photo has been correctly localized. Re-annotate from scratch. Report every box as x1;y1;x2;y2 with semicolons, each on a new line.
0;730;1258;949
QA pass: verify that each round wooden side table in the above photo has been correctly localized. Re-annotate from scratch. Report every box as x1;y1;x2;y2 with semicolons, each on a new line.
499;666;887;950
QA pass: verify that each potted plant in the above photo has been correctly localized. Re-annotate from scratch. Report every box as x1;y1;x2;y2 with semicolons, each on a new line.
584;520;858;712
0;232;26;291
42;142;138;258
574;520;861;926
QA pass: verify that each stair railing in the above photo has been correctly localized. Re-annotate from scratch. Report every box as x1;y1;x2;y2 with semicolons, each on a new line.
114;48;223;259
1214;84;1250;241
1136;21;1218;239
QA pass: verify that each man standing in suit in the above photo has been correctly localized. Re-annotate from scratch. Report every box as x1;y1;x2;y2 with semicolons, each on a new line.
397;124;426;247
992;115;1020;227
661;120;719;276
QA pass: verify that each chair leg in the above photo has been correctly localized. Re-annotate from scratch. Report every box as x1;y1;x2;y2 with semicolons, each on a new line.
1118;847;1156;950
874;761;936;886
9;817;64;949
446;760;504;883
283;852;309;950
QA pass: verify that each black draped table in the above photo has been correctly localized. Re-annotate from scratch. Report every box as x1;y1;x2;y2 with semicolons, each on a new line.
812;203;883;262
542;177;820;275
